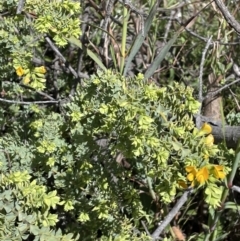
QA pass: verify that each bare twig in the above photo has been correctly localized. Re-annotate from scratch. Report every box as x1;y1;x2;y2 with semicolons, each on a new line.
231;185;240;194
118;0;148;18
102;0;115;35
77;4;90;88
21;85;56;101
100;0;115;65
196;36;212;129
164;11;175;43
0;98;58;105
174;18;240;46
3;80;56;101
16;0;25;14
203;78;240;101
45;36;80;79
199;36;213;102
151;188;193;240
228;87;240;111
214;0;240;35
141;220;151;236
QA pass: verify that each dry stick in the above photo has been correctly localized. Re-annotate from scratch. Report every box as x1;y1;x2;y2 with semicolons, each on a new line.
16;0;25;14
203;78;240;101
228;87;240;111
214;0;240;35
3;80;56;101
141;220;151;237
44;36;80;79
196;36;212;129
77;6;90;81
102;0;115;34
172;18;239;46
151;188;193;240
0;98;58;105
100;0;115;64
118;0;148;18
163;11;175;43
199;36;212;102
20;85;56;101
231;185;240;194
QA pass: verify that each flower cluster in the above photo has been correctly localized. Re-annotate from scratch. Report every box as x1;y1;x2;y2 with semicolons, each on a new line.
185;165;225;187
15;66;47;90
179;123;226;188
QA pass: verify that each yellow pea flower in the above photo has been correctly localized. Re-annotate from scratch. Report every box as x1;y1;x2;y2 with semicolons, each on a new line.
196;167;209;184
16;66;24;77
204;134;214;147
197;122;212;136
213;165;225;179
201;123;212;134
186;166;197;182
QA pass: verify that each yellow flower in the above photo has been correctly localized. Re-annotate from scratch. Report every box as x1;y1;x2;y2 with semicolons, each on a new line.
213;165;225;179
35;66;46;74
186;166;197;182
201;123;212;134
197;122;212;136
204;134;214;147
16;66;24;77
196;167;209;184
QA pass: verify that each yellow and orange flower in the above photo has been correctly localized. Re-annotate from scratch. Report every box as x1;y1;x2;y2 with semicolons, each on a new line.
186;165;209;186
186;166;197;182
196;166;209;185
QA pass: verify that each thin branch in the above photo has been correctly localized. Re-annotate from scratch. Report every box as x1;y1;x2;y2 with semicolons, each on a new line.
228;87;240;111
118;0;148;17
16;0;25;14
163;11;175;43
22;85;56;101
199;36;212;102
203;78;240;101
196;36;212;129
102;0;115;35
0;98;58;105
73;2;90;96
214;0;240;35
100;0;115;65
141;220;151;237
45;36;80;79
174;18;240;46
231;185;240;194
3;80;56;101
151;188;193;240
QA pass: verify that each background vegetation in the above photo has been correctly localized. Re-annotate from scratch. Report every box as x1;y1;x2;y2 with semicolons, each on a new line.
1;0;240;240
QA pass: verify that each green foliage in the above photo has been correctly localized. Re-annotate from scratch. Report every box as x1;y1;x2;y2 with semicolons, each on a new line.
226;112;240;125
0;0;239;240
0;0;81;90
0;69;230;239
